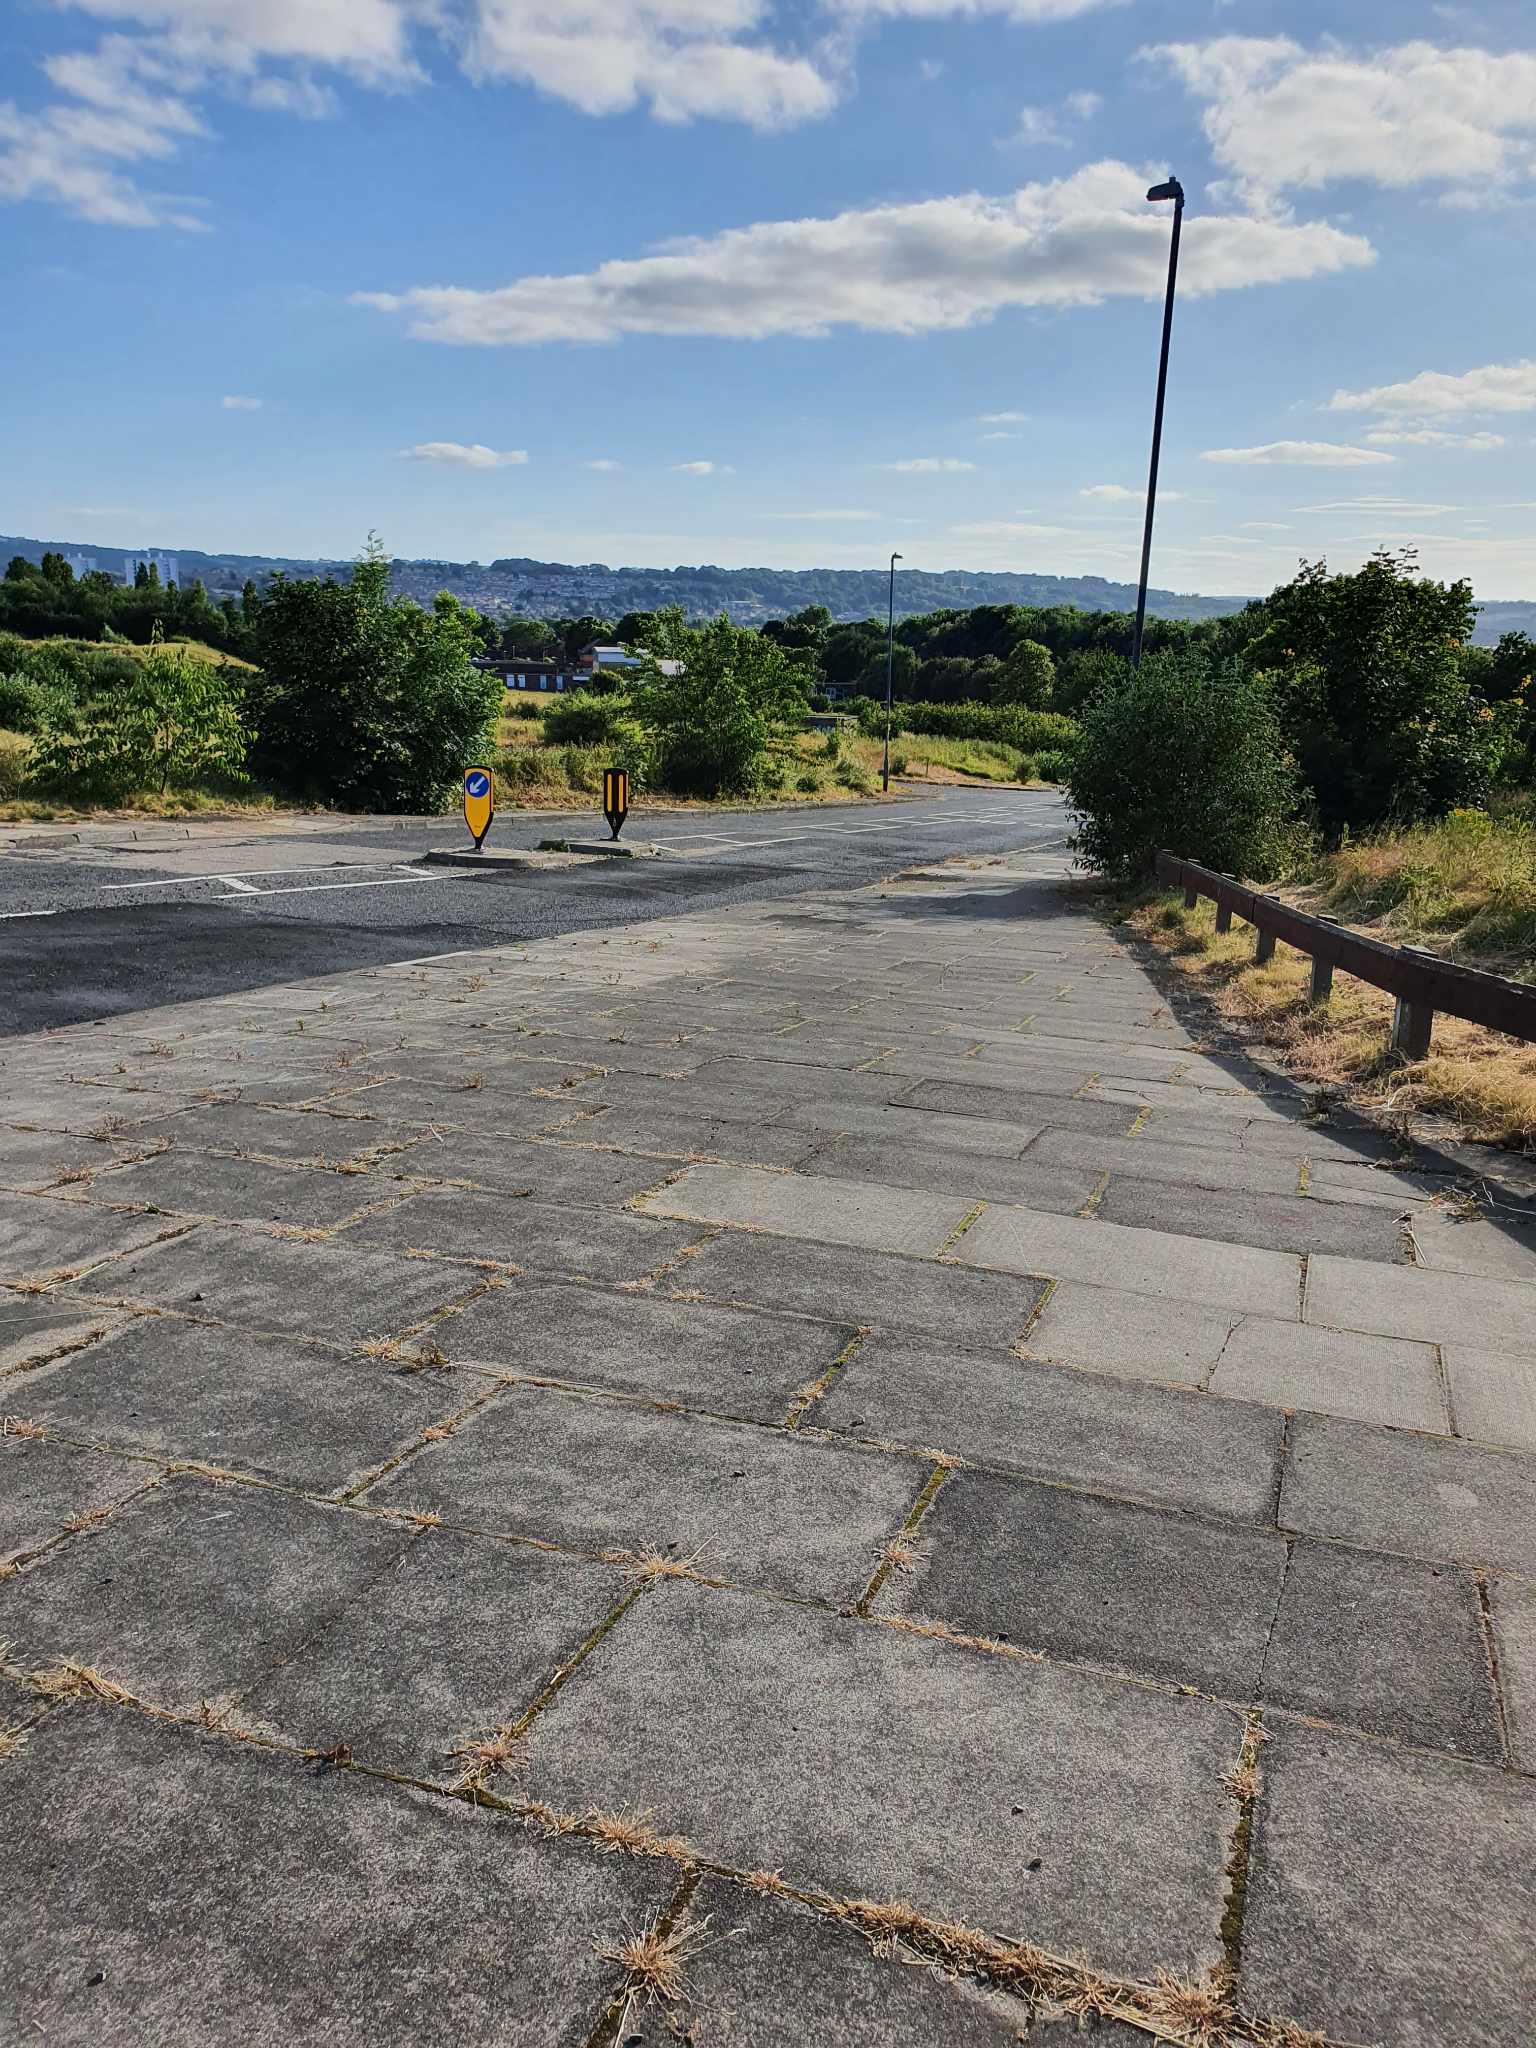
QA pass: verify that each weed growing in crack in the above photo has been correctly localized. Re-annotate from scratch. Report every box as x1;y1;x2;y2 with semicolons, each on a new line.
595;1912;719;2007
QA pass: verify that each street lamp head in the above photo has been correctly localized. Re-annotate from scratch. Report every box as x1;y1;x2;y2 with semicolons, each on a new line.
1146;176;1184;205
891;551;903;563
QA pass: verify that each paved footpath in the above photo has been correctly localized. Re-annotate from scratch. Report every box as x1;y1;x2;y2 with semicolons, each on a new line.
2;844;1534;2046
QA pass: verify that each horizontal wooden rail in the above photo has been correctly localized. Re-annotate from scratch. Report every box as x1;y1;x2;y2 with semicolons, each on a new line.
1155;850;1536;1059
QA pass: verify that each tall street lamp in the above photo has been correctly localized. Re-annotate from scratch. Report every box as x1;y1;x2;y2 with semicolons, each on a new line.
1131;175;1185;670
882;551;902;793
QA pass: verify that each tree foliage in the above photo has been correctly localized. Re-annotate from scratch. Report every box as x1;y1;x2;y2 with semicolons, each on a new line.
1066;651;1297;882
994;637;1055;709
628;609;805;795
1246;550;1493;837
247;537;501;812
27;644;249;803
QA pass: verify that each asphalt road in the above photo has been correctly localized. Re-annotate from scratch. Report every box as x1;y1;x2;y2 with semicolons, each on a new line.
0;789;1070;1035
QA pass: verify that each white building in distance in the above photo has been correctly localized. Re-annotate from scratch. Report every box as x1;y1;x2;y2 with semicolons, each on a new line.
124;550;179;583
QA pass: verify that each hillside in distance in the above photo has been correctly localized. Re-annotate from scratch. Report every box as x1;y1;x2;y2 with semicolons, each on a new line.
6;533;1533;643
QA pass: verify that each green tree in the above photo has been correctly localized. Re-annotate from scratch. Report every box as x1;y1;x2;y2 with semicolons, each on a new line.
1244;550;1493;836
27;645;249;802
993;638;1055;709
854;643;920;702
1066;651;1297;882
629;611;805;795
247;536;502;812
1055;647;1130;715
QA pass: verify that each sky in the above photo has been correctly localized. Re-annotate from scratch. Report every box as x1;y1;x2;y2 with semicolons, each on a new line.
4;0;1536;599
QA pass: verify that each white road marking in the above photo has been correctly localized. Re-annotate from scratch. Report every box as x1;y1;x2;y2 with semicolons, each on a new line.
102;863;396;889
217;875;261;895
0;907;57;919
229;872;442;900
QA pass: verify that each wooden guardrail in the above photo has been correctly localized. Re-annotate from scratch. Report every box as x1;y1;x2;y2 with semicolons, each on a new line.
1155;851;1536;1059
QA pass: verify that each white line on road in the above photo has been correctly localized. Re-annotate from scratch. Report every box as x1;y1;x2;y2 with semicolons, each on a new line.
0;907;57;919
217;875;262;895
228;872;443;900
102;863;397;889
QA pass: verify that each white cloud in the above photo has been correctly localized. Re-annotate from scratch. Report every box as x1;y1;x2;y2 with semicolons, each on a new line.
1239;520;1293;531
67;1;421;85
1330;359;1536;418
1079;482;1186;502
1147;37;1536;203
977;410;1029;423
882;458;977;472
980;431;1022;440
1290;497;1459;515
672;459;732;474
1201;441;1395;467
221;393;262;409
766;508;878;520
584;457;622;470
464;2;839;131
835;0;1123;20
400;441;530;467
1008;83;1102;147
358;161;1373;346
1363;427;1506;449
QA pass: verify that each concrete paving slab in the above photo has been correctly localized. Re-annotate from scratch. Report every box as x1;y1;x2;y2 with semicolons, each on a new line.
1263;1540;1499;1757
435;1277;854;1420
1098;1176;1405;1262
671;1231;1047;1348
1406;1211;1536;1283
775;1097;1045;1154
1210;1317;1448;1433
0;1478;411;1710
402;1131;675;1204
1024;1128;1303;1198
639;1163;974;1258
76;1225;476;1344
1488;1577;1536;1771
1280;1413;1536;1573
164;1100;430;1164
1023;1282;1236;1388
1240;1722;1536;2047
85;1148;384;1228
820;1337;1283;1520
897;1079;1139;1137
0;1708;669;2046
955;1206;1301;1320
339;1186;703;1283
884;1470;1284;1697
22;1318;485;1493
525;1577;1241;1980
330;1072;604;1124
622;1877;1031;2046
1304;1253;1536;1354
0;1194;182;1285
1449;1343;1531;1458
0;1432;155;1568
801;1134;1102;1215
0;1125;153;1192
367;1382;917;1603
0;1297;123;1375
547;1105;821;1167
241;1530;621;1779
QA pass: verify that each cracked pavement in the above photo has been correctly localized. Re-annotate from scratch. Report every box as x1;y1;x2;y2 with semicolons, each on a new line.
2;838;1535;2045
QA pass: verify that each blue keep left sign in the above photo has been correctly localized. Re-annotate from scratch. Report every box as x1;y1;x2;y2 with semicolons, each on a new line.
465;771;490;798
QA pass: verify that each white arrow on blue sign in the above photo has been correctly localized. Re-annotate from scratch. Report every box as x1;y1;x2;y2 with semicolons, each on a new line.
465;771;490;798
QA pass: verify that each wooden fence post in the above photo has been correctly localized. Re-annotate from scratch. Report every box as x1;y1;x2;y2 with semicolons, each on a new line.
1392;950;1438;1059
1215;902;1233;934
1254;928;1276;965
1309;916;1339;1003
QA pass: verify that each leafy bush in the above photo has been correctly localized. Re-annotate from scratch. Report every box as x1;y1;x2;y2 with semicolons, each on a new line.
26;645;249;803
0;670;76;734
1245;551;1496;838
821;726;844;761
889;749;910;777
247;537;501;812
795;769;823;793
891;699;1079;752
835;759;874;793
1013;752;1038;782
0;730;30;799
1032;749;1068;783
1066;651;1298;882
629;610;805;796
503;695;545;721
543;689;638;748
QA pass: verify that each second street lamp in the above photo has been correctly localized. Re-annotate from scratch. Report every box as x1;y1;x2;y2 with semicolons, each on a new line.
882;550;902;793
1131;174;1185;669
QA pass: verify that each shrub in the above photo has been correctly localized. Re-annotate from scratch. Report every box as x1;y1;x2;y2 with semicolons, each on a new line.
889;749;910;777
0;670;76;734
821;726;844;761
544;689;638;748
630;610;805;796
0;730;30;799
835;759;874;793
1032;749;1067;783
26;645;249;803
795;769;823;793
247;536;501;812
1066;651;1298;883
1014;752;1038;782
503;695;545;721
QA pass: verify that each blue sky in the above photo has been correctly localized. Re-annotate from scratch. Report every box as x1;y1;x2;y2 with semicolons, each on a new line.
4;0;1536;598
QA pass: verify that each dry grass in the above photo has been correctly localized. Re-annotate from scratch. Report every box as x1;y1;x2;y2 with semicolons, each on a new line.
595;1911;718;2007
605;1544;718;1587
28;1659;136;1706
0;1722;29;1764
1126;896;1536;1147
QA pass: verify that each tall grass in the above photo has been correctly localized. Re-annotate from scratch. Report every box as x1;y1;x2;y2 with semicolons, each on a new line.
1321;807;1536;978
